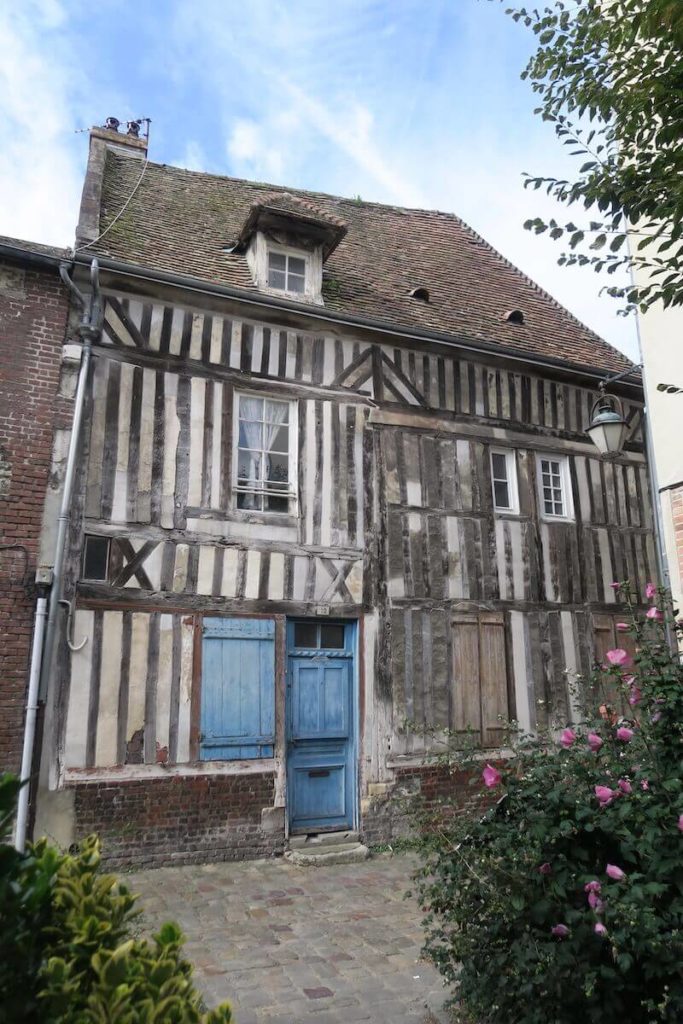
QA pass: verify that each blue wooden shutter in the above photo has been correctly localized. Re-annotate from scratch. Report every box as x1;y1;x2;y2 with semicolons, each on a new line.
200;617;275;760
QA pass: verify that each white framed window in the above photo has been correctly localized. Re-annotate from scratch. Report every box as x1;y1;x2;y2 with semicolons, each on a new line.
233;393;297;514
267;249;306;294
490;448;519;514
537;455;574;519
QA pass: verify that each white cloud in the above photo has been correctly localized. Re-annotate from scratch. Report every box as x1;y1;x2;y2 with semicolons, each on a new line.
0;3;85;247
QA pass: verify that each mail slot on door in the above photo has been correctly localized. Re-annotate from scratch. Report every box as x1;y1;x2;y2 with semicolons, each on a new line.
308;769;330;778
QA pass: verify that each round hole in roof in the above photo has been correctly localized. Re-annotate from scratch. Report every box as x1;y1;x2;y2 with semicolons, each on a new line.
504;309;525;325
409;287;430;302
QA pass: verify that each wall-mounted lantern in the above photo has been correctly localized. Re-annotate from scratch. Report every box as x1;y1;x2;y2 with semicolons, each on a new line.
586;389;629;457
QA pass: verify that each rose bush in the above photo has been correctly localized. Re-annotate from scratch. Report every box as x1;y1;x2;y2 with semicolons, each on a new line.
414;583;683;1024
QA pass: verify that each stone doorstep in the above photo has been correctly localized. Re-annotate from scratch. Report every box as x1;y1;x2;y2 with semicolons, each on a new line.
284;831;370;866
288;830;360;849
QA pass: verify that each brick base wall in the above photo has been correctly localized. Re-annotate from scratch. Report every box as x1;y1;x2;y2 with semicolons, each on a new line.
361;764;492;847
70;773;285;869
0;260;69;772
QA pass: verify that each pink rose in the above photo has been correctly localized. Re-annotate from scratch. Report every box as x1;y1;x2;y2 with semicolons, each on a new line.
560;728;576;749
645;582;656;600
594;922;608;937
551;924;569;938
595;785;618;807
618;778;632;795
482;763;502;788
606;649;633;668
628;686;642;707
616;622;629;631
588;891;605;912
584;880;601;893
606;864;626;881
678;814;683;832
616;727;634;742
539;862;552;875
641;779;650;791
646;606;663;621
587;732;603;752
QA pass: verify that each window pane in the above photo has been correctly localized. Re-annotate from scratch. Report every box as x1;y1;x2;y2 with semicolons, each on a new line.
268;424;289;453
268;252;287;271
294;622;318;647
265;494;289;513
83;536;109;580
237;491;263;510
320;624;345;649
287;274;305;293
238;450;263;482
266;452;289;485
288;256;306;276
264;399;289;424
267;268;287;290
491;453;507;480
493;480;510;509
239;421;263;449
240;396;263;419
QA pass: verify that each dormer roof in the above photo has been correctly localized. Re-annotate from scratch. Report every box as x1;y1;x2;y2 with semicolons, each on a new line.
236;192;347;259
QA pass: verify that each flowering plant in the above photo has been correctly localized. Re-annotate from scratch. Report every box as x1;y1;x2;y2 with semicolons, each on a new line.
415;584;683;1024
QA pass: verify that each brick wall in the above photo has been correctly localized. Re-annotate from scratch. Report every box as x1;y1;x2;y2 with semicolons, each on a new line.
70;773;285;868
0;260;69;772
361;764;493;847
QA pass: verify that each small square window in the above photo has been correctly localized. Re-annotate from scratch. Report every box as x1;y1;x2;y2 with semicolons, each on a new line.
537;456;574;519
490;449;519;514
82;535;110;581
267;250;307;294
292;622;346;649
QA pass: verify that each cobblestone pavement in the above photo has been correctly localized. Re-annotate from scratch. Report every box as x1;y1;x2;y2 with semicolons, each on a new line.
127;852;452;1024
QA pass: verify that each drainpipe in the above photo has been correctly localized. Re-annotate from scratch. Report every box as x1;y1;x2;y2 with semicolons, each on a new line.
14;590;48;852
14;258;102;852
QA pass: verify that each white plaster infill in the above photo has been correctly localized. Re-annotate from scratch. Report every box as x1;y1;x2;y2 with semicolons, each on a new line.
64;759;277;785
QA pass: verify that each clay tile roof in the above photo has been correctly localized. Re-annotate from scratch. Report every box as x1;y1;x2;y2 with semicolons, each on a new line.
0;234;69;260
90;153;632;374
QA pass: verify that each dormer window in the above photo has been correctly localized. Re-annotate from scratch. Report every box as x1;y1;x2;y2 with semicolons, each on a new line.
267;250;306;294
237;192;347;307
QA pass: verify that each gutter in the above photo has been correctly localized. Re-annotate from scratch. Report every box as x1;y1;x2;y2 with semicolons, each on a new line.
69;252;643;396
0;240;67;272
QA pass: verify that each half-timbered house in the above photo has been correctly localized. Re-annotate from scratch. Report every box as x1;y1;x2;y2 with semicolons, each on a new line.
33;123;652;864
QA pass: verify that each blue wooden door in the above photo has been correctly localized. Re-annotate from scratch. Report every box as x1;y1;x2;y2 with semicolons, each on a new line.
201;617;275;760
287;621;355;833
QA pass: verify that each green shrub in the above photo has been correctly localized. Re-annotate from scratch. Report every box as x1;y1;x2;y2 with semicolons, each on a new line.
0;781;232;1023
414;583;683;1024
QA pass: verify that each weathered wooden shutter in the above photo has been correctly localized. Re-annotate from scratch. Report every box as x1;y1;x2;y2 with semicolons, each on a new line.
200;617;275;760
453;611;508;746
592;613;634;714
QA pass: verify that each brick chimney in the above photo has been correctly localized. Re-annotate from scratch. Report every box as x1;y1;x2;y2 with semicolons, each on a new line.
75;117;149;248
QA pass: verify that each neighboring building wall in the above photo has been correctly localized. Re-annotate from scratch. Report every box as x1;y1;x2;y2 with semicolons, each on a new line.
632;273;683;613
34;286;654;864
0;258;69;772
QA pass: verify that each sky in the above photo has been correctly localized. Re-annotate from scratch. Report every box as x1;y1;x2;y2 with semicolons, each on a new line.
0;0;639;359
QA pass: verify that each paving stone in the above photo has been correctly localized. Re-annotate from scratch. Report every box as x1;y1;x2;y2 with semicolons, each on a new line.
128;852;452;1022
